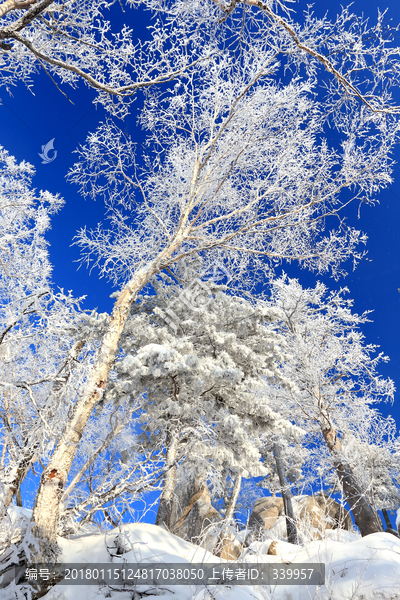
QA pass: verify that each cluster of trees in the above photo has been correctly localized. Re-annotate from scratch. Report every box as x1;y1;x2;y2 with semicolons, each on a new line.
1;0;400;584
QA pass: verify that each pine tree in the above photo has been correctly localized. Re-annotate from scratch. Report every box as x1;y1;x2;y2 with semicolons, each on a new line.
101;265;300;528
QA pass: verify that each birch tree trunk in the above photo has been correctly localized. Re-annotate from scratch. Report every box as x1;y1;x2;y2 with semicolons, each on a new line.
31;198;195;549
273;443;298;545
155;431;179;530
31;265;157;545
321;425;383;537
0;0;38;20
224;473;242;524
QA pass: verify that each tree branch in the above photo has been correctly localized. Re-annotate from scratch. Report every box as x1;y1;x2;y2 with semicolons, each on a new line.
0;0;38;20
3;29;214;98
214;0;400;114
0;0;53;31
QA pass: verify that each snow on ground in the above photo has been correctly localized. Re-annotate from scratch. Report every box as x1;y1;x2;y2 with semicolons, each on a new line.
244;532;400;599
1;511;400;600
44;523;261;600
33;523;400;600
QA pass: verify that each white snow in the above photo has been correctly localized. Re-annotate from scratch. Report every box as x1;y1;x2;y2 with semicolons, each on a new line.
42;523;260;600
32;523;400;600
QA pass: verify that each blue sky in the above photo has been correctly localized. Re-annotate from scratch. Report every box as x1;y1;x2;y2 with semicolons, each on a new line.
1;0;400;431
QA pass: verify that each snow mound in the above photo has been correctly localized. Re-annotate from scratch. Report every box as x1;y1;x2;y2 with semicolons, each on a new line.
242;532;400;599
58;522;220;565
9;524;400;600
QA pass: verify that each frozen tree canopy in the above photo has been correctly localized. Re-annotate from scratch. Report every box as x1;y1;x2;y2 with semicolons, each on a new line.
103;269;299;484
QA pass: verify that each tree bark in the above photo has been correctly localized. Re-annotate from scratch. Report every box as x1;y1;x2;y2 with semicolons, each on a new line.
321;425;383;537
31;193;197;549
155;431;178;530
273;443;298;545
0;449;36;517
0;0;37;20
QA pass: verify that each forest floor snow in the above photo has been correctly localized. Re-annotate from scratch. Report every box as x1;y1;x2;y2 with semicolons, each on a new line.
24;522;400;600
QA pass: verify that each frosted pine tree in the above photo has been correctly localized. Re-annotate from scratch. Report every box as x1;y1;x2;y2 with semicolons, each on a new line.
101;264;299;530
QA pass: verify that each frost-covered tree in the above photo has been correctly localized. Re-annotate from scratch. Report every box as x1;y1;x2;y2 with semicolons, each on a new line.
338;413;400;523
58;396;166;535
147;0;400;108
0;148;164;567
266;275;396;536
97;265;299;529
259;439;312;497
29;0;400;548
0;146;86;545
0;0;216;117
56;311;170;536
2;1;400;118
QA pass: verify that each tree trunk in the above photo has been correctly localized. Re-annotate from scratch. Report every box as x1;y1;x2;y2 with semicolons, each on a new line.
382;508;393;530
0;0;39;20
155;431;179;530
224;472;242;523
31;264;158;546
322;425;383;537
0;454;34;515
215;472;242;556
30;206;196;549
273;443;298;545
